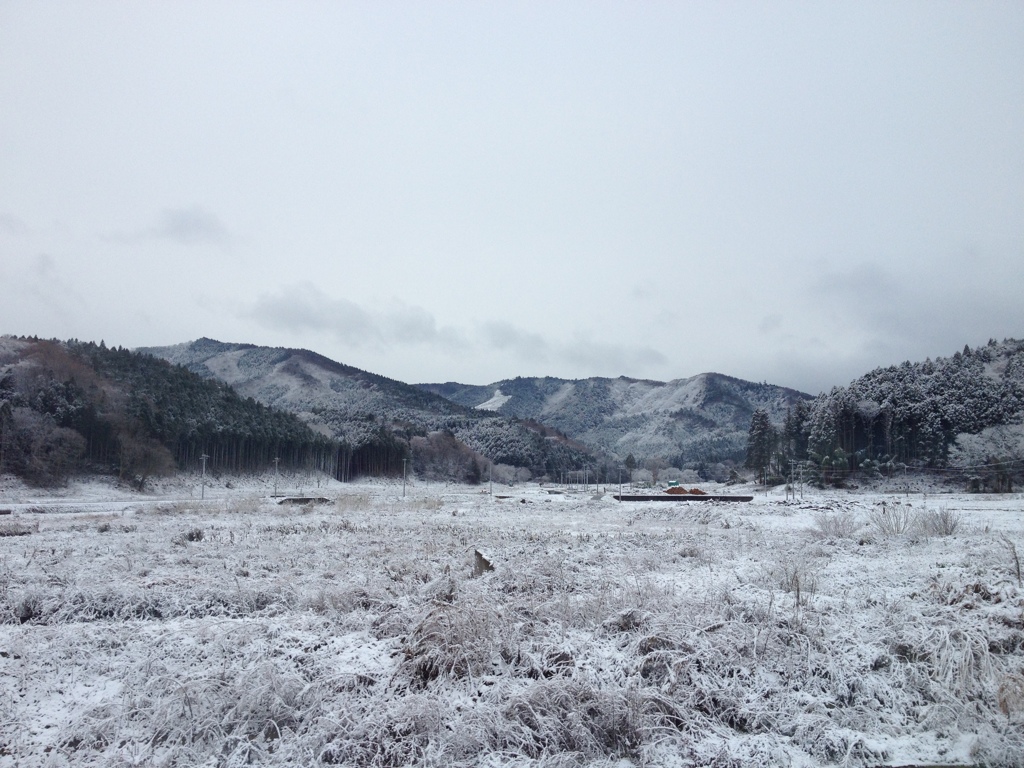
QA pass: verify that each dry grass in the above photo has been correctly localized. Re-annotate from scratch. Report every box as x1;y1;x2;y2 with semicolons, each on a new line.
917;506;963;536
868;501;915;535
1;492;1022;766
810;509;860;539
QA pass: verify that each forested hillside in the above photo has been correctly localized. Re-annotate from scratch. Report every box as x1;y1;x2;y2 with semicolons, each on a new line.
142;339;593;482
745;338;1024;490
0;336;338;487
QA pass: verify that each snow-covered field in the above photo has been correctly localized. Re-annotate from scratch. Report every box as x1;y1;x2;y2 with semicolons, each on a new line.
1;475;1023;767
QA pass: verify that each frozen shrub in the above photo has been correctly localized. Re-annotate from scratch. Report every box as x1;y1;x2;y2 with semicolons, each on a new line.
1003;536;1023;587
810;510;859;539
151;501;199;515
335;494;370;512
400;602;499;688
602;607;649;633
224;496;263;514
494;682;642;759
414;497;444;511
327;693;446;766
917;507;962;536
869;501;914;535
174;526;205;544
775;561;817;604
0;522;33;537
998;674;1024;720
13;591;43;623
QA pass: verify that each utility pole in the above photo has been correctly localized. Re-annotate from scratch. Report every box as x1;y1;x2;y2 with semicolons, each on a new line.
402;458;407;498
273;457;280;498
200;454;209;500
489;462;493;496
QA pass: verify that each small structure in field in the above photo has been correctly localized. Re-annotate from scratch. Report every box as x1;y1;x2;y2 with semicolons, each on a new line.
473;549;495;577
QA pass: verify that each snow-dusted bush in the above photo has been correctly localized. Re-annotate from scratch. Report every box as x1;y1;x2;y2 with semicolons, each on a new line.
632;469;652;485
489;463;518;484
916;506;963;536
335;493;370;512
0;520;33;537
810;509;860;539
869;501;914;535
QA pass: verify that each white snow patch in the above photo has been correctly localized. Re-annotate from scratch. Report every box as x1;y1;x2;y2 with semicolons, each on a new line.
475;388;512;411
201;347;247;382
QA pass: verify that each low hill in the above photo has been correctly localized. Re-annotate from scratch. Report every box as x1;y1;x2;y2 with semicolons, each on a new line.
419;373;812;470
0;336;335;487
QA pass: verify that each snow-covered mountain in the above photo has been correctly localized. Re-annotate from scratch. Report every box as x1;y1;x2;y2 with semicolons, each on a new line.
140;338;592;477
419;373;811;467
144;338;468;438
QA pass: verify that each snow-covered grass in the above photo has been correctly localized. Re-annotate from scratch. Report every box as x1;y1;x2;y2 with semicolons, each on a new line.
1;477;1023;766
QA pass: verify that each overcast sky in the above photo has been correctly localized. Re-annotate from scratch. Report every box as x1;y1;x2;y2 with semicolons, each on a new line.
1;2;1021;395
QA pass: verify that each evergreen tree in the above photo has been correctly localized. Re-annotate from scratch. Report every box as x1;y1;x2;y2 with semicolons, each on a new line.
467;457;482;485
745;408;776;484
782;400;810;463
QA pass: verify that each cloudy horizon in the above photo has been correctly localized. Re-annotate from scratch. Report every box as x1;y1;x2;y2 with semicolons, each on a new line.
1;2;1021;395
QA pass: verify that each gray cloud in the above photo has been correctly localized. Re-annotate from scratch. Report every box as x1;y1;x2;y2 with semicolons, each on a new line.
481;321;667;379
758;314;783;334
561;335;668;378
250;285;376;345
32;253;56;277
21;254;87;321
813;261;900;301
482;321;550;360
247;285;467;351
757;259;1024;393
808;260;1016;351
150;206;228;245
247;289;668;381
0;213;30;237
107;206;230;246
385;305;433;342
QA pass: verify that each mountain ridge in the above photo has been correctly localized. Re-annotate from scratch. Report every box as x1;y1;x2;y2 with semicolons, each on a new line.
143;338;814;476
140;338;593;479
418;372;812;469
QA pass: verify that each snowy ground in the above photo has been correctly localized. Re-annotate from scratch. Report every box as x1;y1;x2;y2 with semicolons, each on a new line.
1;474;1023;767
